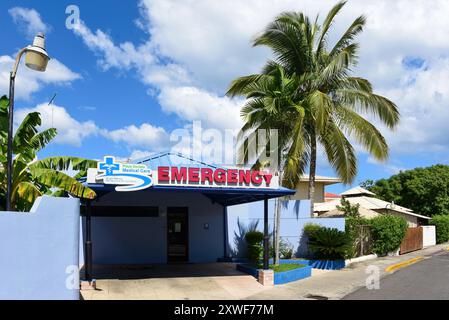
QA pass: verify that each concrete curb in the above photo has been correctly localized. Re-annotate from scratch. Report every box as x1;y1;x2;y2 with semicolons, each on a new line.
385;256;424;273
345;254;378;266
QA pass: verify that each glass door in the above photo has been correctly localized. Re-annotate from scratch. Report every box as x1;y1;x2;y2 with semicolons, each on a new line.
167;207;188;262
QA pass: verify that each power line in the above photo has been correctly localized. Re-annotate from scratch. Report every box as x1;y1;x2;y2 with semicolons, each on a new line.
48;93;57;156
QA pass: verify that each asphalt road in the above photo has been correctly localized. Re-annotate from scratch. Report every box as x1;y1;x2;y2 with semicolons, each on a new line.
344;250;449;300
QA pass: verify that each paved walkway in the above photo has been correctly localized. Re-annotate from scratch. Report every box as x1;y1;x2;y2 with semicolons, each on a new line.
81;244;448;300
246;243;449;300
81;263;269;300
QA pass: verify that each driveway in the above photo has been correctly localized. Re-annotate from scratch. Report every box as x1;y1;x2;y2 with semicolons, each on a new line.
81;263;268;300
343;250;449;300
81;244;449;300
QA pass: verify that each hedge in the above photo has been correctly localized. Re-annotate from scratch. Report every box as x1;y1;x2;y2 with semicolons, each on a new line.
345;216;371;258
303;223;323;239
430;215;449;244
245;231;264;264
370;215;407;255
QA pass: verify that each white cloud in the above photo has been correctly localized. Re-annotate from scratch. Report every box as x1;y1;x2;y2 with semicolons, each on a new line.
367;156;406;175
15;103;100;147
69;0;449;164
128;150;155;161
104;123;169;150
0;55;81;100
9;7;51;39
158;86;243;130
14;102;171;152
70;12;246;131
379;57;449;155
72;22;155;71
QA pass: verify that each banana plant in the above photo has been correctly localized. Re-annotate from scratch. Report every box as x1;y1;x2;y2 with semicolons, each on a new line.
0;95;97;211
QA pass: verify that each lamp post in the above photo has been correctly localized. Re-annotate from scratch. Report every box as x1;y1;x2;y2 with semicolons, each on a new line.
6;33;50;211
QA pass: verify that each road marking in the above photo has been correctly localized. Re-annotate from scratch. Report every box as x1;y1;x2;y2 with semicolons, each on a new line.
385;257;424;273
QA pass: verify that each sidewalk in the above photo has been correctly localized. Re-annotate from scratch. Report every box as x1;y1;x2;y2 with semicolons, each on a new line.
246;243;449;300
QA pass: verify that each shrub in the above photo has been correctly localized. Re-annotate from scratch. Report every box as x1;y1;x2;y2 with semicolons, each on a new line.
345;217;371;237
337;198;361;218
307;227;353;260
430;215;449;244
279;238;294;259
370;215;407;255
245;231;264;264
303;223;324;240
345;217;372;258
268;236;293;259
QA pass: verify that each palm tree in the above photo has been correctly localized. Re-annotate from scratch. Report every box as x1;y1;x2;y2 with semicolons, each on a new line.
228;65;306;263
227;1;399;263
0;95;97;211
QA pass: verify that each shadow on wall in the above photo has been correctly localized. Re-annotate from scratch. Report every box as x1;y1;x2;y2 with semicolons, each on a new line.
230;218;259;258
296;229;313;258
227;199;345;259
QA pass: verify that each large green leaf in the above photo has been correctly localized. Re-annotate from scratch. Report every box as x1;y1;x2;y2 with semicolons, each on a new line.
0;95;8;131
13;112;41;152
29;128;57;151
316;1;347;56
14;181;42;211
29;167;96;199
29;156;98;172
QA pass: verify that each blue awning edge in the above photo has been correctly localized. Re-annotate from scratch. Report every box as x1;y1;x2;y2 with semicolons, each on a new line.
84;183;296;206
81;152;296;206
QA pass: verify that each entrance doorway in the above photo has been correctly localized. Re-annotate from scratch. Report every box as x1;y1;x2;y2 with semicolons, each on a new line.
167;207;189;262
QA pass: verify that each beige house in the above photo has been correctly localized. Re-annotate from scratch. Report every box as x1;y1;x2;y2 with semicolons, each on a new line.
291;175;341;202
314;186;431;227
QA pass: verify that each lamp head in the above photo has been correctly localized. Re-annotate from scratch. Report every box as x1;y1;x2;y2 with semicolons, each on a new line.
25;33;50;72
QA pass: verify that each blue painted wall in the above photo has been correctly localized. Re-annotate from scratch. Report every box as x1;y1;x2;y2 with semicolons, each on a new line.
0;196;80;300
226;199;345;258
80;191;224;265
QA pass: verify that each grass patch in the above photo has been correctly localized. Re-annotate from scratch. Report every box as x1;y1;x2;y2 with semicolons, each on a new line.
271;263;305;272
252;263;306;272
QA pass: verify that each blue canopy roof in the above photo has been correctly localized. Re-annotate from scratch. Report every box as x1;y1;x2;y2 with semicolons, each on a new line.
131;152;219;169
86;152;295;206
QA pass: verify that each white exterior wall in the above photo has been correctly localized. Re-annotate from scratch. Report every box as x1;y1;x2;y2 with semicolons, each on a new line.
422;226;436;247
292;182;325;202
378;210;418;227
81;191;224;264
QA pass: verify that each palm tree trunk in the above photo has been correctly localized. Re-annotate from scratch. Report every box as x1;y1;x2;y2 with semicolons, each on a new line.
273;197;281;265
273;166;284;265
308;131;317;216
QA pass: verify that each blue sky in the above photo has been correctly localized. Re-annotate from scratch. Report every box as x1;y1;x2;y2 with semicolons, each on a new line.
1;0;449;194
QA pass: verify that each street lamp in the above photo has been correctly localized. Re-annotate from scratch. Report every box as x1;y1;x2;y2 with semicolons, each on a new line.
6;33;50;211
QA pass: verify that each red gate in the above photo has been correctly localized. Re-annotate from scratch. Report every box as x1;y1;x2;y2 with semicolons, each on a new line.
400;227;423;254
